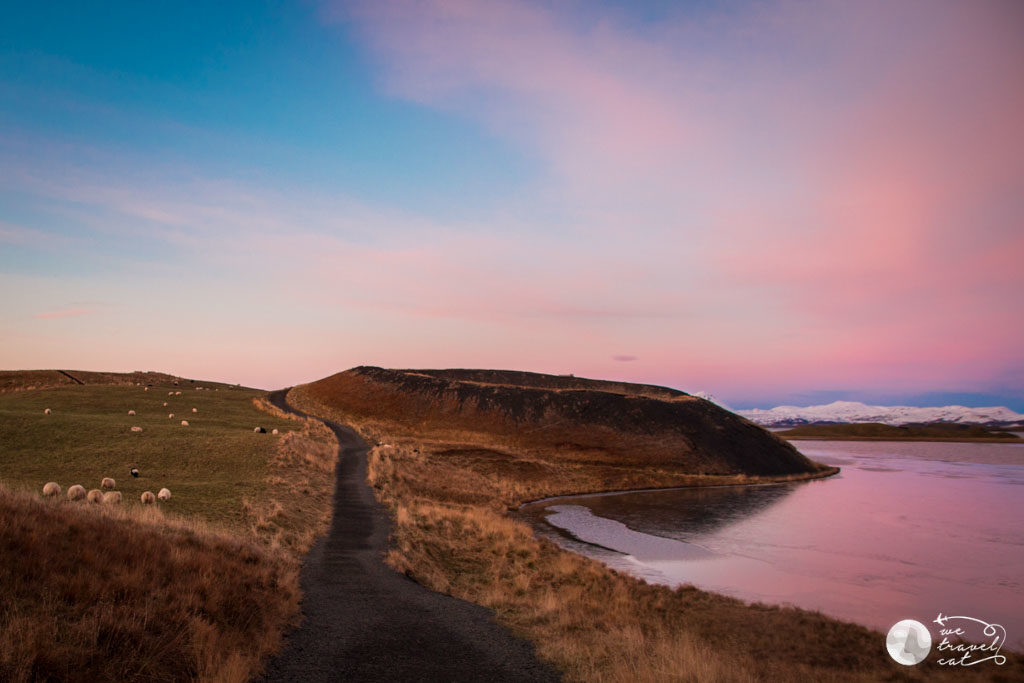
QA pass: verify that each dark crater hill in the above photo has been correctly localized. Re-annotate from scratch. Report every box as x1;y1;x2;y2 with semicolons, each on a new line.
303;367;825;477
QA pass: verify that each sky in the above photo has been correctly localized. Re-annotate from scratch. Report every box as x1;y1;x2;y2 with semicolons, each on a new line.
1;0;1022;409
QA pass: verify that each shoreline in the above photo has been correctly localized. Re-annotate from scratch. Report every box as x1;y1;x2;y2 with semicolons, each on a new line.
781;435;1022;443
513;466;839;510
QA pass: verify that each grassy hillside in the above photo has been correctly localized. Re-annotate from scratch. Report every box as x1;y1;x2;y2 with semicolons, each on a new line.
0;372;337;682
302;367;830;486
777;422;1022;442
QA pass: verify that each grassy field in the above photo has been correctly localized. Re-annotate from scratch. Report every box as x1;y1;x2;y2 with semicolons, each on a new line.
0;382;298;528
290;381;1024;682
0;375;337;681
777;422;1022;442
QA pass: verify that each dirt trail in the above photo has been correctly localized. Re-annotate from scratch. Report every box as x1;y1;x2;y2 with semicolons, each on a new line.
261;390;559;682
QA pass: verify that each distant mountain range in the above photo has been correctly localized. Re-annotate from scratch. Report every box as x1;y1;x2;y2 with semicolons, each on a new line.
733;400;1024;428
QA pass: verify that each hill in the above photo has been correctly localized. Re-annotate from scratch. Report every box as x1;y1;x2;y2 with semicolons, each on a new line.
777;422;1022;442
297;366;827;484
739;400;1024;428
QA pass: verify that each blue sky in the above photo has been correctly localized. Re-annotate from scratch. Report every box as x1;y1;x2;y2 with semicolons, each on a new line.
2;1;1022;410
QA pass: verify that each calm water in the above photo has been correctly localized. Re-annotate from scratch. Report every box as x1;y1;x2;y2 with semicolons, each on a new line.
519;440;1024;646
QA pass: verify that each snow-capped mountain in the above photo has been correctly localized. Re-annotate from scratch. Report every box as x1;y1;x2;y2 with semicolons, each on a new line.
737;400;1024;427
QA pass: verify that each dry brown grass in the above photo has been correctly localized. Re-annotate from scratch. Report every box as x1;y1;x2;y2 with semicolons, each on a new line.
0;391;337;683
291;384;1023;682
0;486;293;682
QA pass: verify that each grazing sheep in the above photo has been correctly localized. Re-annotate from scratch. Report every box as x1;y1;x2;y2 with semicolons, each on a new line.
102;491;122;505
101;477;116;490
272;428;279;435
254;426;266;433
175;391;182;395
168;413;174;419
128;409;136;416
157;488;171;501
131;426;143;433
130;468;140;478
144;387;149;391
192;407;197;413
140;491;156;504
44;408;51;415
163;401;168;407
87;489;103;503
168;391;174;396
67;484;86;501
42;482;61;497
181;420;189;426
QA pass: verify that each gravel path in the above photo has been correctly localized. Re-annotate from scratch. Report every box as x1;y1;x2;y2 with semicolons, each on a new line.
260;389;559;682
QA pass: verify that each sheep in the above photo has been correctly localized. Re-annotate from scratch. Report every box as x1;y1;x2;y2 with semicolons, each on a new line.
44;408;51;415
130;468;140;478
192;407;197;413
175;391;182;395
86;489;103;503
272;428;279;435
101;477;116;490
102;491;122;504
67;484;86;501
144;387;149;391
157;488;171;501
131;426;143;433
168;413;174;419
42;482;61;497
140;491;156;504
163;402;168;407
128;409;136;416
181;420;189;426
254;426;266;433
168;391;174;396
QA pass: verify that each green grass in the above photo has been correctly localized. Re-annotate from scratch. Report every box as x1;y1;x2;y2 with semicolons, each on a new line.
0;382;298;530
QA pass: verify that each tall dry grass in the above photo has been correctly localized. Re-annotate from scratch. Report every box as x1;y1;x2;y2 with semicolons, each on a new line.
293;386;1021;682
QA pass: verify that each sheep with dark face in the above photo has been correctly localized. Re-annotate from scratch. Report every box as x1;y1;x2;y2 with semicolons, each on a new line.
254;427;266;433
44;408;51;415
130;468;140;478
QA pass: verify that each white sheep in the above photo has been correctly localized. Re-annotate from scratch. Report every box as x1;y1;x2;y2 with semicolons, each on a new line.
163;402;168;407
157;488;171;501
144;387;149;391
168;391;174;396
42;482;61;497
102;491;122;504
44;408;51;415
87;489;103;503
128;410;136;416
181;420;189;426
192;407;197;413
175;391;182;395
168;413;174;419
272;428;279;435
67;484;86;501
101;477;116;490
131;426;143;432
140;491;156;504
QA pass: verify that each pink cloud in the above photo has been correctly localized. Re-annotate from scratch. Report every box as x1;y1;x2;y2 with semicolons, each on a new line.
33;308;96;320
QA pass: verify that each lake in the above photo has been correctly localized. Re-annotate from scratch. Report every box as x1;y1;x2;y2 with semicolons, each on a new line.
518;440;1024;647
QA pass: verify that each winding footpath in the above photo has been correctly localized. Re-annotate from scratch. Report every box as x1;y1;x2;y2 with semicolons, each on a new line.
261;390;559;682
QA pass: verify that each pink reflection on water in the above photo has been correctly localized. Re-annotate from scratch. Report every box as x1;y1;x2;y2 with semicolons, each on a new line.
525;441;1024;647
